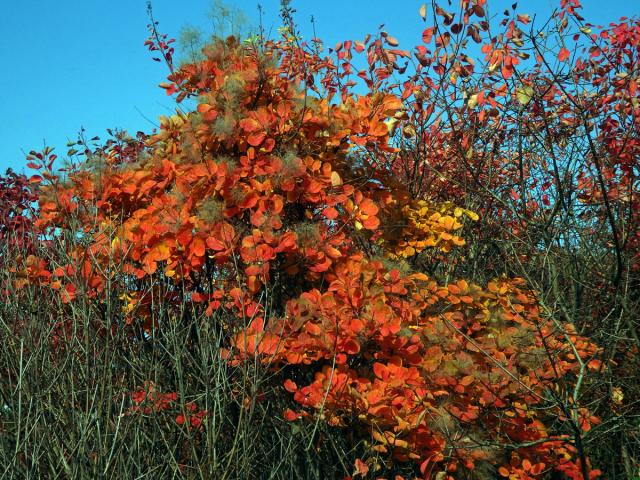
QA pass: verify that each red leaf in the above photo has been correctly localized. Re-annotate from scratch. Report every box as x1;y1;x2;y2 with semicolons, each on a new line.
422;28;434;44
284;379;298;392
191;292;207;302
262;137;276;152
283;408;299;421
558;47;570;62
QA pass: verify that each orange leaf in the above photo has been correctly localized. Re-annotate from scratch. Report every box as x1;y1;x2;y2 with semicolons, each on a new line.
339;338;360;355
373;362;388;380
361;216;380;230
257;333;279;355
256;244;275;261
305;322;321;335
197;103;217;121
354;458;369;476
558;47;570;62
247;131;266;147
358;198;379;216
368;119;389;137
349;318;364;333
239;117;260;132
206;236;225;251
323;206;339;220
191;237;205;257
381;94;403;114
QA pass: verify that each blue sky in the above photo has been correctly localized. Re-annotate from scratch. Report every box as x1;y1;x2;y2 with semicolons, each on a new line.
1;0;637;174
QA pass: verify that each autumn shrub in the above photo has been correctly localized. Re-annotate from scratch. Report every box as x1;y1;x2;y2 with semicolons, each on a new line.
2;0;639;478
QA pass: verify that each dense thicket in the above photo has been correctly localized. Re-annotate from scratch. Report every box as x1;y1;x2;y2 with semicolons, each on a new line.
1;1;638;478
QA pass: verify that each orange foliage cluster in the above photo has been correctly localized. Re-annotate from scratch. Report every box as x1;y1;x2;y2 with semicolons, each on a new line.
231;259;601;479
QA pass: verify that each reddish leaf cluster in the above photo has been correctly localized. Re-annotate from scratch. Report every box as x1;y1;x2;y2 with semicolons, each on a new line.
129;381;207;431
0;168;38;257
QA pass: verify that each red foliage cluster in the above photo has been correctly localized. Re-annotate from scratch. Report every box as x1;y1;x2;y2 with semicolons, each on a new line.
0;168;38;252
129;381;207;431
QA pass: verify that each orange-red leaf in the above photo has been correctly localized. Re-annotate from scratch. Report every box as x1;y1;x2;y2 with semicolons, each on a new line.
558;47;570;62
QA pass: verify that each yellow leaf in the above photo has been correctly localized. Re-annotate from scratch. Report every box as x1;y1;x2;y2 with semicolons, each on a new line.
516;85;534;105
419;3;427;21
464;209;479;221
385;35;399;47
402;124;416;138
612;386;624;405
384;117;399;134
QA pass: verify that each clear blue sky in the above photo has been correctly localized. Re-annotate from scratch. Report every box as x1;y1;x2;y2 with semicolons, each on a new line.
1;0;637;174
